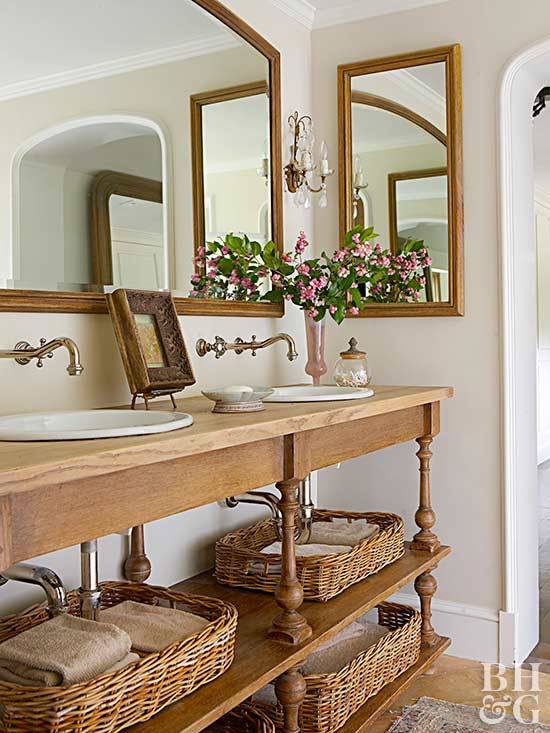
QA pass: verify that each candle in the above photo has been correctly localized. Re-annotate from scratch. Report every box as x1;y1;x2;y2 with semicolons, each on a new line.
319;140;329;175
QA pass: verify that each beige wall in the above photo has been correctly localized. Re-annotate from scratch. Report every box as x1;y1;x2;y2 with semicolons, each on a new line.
311;0;550;625
0;0;313;615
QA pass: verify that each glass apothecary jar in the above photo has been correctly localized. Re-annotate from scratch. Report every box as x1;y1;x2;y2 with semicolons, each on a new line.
333;338;371;388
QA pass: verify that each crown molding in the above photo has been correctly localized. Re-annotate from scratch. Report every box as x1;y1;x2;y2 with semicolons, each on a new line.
268;0;450;31
0;33;240;102
268;0;316;29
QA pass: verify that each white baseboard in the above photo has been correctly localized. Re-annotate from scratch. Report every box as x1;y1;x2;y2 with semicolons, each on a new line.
390;592;500;663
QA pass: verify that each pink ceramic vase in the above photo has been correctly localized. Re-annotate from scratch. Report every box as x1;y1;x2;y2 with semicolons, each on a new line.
304;312;327;385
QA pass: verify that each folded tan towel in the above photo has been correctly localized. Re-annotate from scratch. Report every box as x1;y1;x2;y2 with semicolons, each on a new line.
0;613;132;687
303;622;389;675
0;652;140;688
260;542;352;556
309;520;379;547
100;601;208;653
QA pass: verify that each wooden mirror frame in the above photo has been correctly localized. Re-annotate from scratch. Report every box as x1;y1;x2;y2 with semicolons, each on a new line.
338;44;464;317
0;0;283;317
90;171;164;288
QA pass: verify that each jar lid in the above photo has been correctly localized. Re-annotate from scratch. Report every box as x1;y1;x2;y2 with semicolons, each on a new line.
340;337;366;360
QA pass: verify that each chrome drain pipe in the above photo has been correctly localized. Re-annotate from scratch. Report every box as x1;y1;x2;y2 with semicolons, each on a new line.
79;540;101;620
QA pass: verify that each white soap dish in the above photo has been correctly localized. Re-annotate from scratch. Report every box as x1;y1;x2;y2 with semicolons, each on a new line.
201;386;274;413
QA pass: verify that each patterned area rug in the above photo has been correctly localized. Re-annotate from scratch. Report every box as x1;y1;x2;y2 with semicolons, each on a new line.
388;697;550;731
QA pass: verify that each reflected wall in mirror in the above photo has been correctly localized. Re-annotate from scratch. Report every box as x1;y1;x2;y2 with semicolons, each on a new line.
0;0;282;316
339;45;463;316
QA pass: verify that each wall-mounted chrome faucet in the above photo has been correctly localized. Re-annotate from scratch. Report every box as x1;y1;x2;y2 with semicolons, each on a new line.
196;333;298;362
0;563;69;617
0;337;83;376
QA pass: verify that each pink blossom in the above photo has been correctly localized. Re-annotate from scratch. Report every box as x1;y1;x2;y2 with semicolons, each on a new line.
196;246;206;257
284;294;293;301
374;243;382;254
221;246;229;255
332;249;346;262
190;274;201;284
352;233;361;244
338;267;349;277
297;263;310;275
307;308;319;318
350;306;359;315
329;305;337;314
271;273;282;283
281;253;292;263
295;231;309;255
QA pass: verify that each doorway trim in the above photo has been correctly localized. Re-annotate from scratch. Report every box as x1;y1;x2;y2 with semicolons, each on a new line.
499;37;550;664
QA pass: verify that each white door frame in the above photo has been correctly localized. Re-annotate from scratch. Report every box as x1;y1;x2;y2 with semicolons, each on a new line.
499;38;550;664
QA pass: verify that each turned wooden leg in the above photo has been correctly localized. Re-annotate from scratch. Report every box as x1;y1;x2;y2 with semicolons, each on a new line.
275;666;307;733
268;479;312;645
415;570;439;647
411;436;441;553
124;525;152;583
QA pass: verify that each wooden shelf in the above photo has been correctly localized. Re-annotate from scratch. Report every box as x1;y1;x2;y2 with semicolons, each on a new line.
129;544;450;733
338;636;451;732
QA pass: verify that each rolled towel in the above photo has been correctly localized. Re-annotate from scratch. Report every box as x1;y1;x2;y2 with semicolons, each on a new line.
100;600;208;653
309;520;379;547
260;542;352;556
0;652;140;688
303;622;389;675
0;613;132;687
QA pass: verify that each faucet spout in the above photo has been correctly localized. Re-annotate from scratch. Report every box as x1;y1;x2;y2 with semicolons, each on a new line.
1;563;69;616
0;336;83;376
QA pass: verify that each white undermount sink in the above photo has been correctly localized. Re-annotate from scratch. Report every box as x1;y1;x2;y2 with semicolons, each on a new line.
264;386;374;403
0;410;194;441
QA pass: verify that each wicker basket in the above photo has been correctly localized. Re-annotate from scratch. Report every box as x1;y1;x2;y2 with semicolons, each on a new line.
0;581;238;733
206;702;276;732
216;510;405;602
256;602;421;733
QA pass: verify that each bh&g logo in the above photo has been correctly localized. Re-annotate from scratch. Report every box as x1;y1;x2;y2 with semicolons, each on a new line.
480;664;542;727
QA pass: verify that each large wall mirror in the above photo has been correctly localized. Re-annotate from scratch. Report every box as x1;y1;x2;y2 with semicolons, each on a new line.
0;0;282;316
338;45;463;316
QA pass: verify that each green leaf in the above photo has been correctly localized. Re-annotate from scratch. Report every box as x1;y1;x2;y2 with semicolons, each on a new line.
217;258;235;276
350;287;362;307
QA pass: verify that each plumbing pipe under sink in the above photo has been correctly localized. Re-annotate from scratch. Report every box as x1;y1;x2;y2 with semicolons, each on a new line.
227;475;314;544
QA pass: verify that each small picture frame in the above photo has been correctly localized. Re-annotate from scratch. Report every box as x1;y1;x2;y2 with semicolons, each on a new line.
106;289;195;408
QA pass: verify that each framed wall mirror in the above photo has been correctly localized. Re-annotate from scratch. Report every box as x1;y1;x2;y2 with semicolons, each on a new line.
338;45;463;316
0;0;282;316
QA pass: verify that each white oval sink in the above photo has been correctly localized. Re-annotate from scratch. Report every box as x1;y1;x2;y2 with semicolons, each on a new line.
264;386;374;403
0;410;194;441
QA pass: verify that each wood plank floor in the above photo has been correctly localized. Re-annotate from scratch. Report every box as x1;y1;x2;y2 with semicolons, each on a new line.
129;545;450;732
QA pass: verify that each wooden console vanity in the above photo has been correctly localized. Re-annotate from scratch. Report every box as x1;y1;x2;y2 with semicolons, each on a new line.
0;385;452;732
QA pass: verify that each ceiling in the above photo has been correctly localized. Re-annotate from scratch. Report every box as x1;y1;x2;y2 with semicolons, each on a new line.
0;1;239;99
270;0;450;29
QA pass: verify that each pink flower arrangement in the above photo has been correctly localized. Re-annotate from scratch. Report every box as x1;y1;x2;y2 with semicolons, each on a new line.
190;227;433;314
263;226;432;320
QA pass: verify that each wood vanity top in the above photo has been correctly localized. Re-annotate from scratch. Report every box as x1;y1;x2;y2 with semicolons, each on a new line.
0;385;452;570
0;385;451;494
